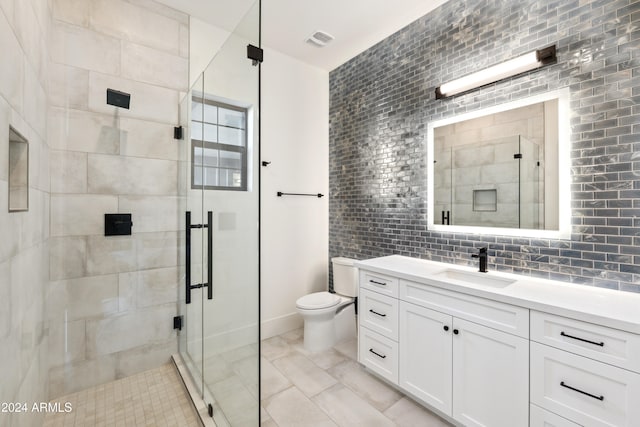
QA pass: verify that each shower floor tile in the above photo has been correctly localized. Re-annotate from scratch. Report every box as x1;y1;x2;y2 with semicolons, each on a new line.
43;363;199;427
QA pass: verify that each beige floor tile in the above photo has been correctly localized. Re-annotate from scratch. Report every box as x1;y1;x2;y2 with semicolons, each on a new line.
208;373;259;425
312;383;395;426
383;397;454;427
272;353;337;398
333;338;357;360
279;327;304;343
263;387;337;427
293;342;349;371
261;357;293;399
261;404;271;422
203;355;235;384
328;359;403;412
231;354;259;388
261;336;294;361
221;343;259;363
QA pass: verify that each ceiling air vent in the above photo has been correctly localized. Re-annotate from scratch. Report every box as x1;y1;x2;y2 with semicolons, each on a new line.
305;30;334;48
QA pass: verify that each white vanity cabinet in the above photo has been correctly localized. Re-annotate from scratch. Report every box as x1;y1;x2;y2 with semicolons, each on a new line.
358;269;529;427
530;311;640;427
398;287;529;427
356;256;640;427
357;271;400;383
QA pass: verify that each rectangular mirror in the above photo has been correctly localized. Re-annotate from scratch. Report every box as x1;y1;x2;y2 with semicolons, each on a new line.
9;126;28;212
427;89;570;239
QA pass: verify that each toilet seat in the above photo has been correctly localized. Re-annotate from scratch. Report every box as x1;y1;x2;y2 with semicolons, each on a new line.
296;291;340;310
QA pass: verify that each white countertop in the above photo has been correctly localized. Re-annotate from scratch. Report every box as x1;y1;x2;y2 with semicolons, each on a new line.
355;255;640;335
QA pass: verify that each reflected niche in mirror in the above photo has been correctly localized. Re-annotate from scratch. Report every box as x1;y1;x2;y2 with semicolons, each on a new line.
428;89;570;238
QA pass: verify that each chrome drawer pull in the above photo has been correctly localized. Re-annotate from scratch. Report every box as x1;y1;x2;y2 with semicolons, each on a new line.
369;279;387;286
560;331;604;347
560;381;604;401
369;309;386;317
369;348;386;359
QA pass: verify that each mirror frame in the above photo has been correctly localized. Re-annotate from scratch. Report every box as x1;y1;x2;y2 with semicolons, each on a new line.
427;88;571;239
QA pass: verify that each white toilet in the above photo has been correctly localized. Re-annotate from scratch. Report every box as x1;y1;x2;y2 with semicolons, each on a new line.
296;257;358;352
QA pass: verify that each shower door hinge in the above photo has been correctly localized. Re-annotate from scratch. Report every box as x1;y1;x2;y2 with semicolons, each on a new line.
247;44;263;65
513;153;523;159
173;315;183;331
174;126;183;140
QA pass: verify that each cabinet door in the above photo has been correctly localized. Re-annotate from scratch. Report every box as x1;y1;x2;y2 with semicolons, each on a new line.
452;318;529;427
399;301;452;415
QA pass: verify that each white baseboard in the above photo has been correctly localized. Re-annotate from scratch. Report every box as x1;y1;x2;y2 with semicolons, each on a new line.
261;312;303;340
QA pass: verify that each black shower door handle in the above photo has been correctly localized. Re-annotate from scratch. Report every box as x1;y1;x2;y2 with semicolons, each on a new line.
186;211;192;304
206;211;213;300
185;211;213;304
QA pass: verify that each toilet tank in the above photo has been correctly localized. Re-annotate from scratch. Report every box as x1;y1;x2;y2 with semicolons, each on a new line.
332;257;358;297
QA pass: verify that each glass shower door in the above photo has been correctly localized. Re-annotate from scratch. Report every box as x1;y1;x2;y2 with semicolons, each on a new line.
178;2;260;425
178;75;206;402
200;3;260;424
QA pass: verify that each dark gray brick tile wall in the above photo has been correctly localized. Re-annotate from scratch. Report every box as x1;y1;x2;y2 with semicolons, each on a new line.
329;0;640;293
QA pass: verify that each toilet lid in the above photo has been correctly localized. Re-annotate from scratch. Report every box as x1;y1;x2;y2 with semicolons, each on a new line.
296;292;340;310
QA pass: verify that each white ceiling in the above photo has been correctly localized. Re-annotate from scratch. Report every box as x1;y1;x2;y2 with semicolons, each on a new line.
155;0;448;71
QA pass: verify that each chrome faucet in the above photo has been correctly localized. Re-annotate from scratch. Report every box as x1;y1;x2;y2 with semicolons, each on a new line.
472;247;488;273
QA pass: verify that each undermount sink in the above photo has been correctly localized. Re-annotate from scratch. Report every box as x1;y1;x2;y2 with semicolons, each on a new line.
432;269;516;288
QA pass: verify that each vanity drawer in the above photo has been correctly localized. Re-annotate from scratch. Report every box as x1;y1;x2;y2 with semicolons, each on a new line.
530;342;640;427
531;311;640;373
358;326;398;384
360;270;399;297
359;289;398;340
400;279;529;338
530;404;580;427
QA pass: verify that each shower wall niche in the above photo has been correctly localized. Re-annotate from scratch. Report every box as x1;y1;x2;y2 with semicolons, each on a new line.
8;127;29;212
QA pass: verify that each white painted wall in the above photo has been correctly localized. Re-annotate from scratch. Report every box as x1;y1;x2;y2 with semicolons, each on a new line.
189;17;228;86
260;47;329;338
190;21;329;340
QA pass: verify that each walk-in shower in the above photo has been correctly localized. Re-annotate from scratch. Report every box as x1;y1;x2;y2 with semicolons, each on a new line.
1;0;261;424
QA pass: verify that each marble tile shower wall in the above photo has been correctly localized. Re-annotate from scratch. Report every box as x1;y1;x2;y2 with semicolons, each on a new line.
329;0;640;292
47;0;188;398
0;1;51;426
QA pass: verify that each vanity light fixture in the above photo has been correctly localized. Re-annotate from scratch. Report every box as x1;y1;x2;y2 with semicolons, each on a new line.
435;45;556;99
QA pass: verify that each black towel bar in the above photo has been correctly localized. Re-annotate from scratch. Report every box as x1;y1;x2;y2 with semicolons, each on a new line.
277;192;324;198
